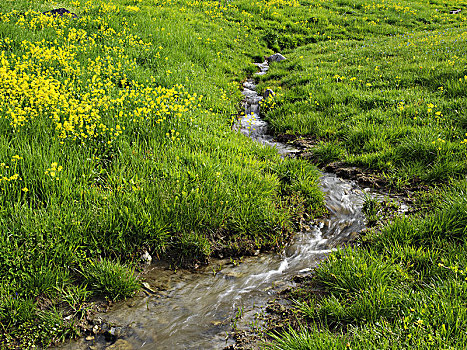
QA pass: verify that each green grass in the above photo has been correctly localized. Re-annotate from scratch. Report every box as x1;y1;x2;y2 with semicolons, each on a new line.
258;12;467;185
0;0;328;347
0;0;466;348
81;258;140;300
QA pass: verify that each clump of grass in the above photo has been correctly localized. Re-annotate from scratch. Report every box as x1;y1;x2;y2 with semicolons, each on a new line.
173;231;213;264
362;193;381;226
271;157;324;214
81;259;140;301
0;289;36;328
310;142;345;166
267;326;348;350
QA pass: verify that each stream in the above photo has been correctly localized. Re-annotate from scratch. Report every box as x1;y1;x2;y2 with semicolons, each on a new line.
60;60;400;350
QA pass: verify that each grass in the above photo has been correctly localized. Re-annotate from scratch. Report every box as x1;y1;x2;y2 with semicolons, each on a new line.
0;0;328;347
0;0;466;348
257;5;467;186
80;259;140;301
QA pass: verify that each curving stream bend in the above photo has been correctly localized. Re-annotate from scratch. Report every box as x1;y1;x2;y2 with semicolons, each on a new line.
60;61;393;350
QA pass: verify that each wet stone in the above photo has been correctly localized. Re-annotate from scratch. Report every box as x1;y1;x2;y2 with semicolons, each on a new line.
106;339;133;350
142;282;156;294
266;53;286;62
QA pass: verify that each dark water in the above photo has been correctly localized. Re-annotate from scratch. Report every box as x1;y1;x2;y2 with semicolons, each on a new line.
59;61;401;350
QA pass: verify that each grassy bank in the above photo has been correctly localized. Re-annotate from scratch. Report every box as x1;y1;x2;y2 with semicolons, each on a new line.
1;0;466;348
0;0;327;347
247;0;467;349
257;0;467;187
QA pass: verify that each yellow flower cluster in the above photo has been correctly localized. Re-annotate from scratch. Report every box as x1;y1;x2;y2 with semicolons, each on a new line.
126;6;140;12
45;162;63;180
263;0;300;8
10;10;73;30
0;1;199;146
259;94;277;112
0;156;22;188
363;1;417;15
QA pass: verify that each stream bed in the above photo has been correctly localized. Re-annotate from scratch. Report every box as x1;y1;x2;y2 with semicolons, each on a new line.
60;61;401;350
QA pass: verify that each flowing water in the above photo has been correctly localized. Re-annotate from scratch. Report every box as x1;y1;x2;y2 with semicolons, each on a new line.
61;61;400;350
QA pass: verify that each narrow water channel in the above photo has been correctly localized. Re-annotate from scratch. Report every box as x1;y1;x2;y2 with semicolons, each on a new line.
61;61;380;350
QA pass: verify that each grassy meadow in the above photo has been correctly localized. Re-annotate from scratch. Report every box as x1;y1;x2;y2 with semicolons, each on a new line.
0;0;466;348
259;21;467;187
252;0;467;349
0;0;328;347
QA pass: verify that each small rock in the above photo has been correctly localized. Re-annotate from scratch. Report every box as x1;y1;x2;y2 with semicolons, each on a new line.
141;251;152;265
142;282;156;294
106;339;134;350
110;327;119;336
92;325;99;334
266;53;287;62
263;89;275;99
85;336;95;341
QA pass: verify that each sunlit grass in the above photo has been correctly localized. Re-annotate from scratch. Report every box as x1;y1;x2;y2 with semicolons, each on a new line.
1;0;466;347
259;20;467;185
0;0;327;347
